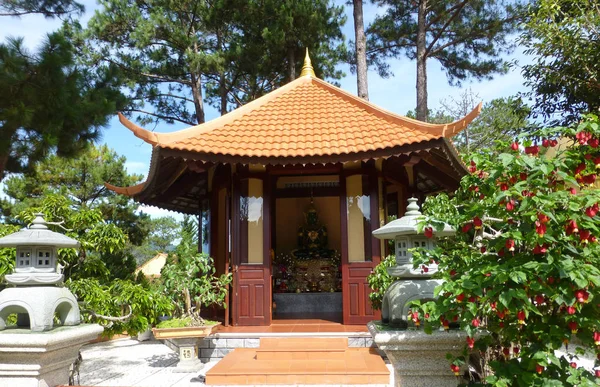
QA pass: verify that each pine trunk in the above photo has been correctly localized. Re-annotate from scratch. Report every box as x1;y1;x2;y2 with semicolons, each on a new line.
415;0;428;122
219;72;227;116
191;73;206;124
0;153;7;183
353;0;369;100
287;47;296;82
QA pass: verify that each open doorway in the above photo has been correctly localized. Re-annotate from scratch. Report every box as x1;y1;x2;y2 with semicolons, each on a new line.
271;175;343;323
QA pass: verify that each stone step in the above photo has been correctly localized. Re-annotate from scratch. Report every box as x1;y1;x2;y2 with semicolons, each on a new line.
259;336;348;350
256;349;346;360
205;343;390;385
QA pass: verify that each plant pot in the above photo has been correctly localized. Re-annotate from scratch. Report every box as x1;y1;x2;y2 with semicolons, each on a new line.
152;323;220;373
152;324;219;340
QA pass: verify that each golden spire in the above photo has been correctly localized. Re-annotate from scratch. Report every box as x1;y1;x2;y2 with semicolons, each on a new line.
300;48;316;78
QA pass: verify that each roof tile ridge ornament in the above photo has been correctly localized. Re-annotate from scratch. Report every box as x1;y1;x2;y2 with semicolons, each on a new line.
300;48;316;78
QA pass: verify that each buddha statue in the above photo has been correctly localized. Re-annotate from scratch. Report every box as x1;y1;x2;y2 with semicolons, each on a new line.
293;200;334;260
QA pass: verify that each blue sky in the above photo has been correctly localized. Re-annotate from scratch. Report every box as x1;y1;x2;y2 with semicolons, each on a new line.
0;0;530;219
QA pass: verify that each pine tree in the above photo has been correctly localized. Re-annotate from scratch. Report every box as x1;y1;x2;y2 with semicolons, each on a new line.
79;0;346;124
0;32;126;182
368;0;523;121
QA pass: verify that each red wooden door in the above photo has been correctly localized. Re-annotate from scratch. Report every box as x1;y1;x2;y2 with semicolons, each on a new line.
341;169;381;325
232;174;272;326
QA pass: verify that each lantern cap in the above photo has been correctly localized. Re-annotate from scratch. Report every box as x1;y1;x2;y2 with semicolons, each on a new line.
372;198;455;240
0;213;79;248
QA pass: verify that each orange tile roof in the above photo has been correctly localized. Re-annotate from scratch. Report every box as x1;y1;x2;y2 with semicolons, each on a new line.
118;76;481;160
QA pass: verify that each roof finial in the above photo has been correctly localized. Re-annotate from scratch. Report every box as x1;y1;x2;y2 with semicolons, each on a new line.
300;48;316;78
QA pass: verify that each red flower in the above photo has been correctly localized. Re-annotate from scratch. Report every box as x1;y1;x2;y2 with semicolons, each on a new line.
593;331;600;345
472;318;480;327
586;204;599;217
462;223;472;233
538;213;550;223
594;156;600;166
569;187;577;195
468;160;477;174
520;172;527;181
506;199;515;211
497;310;506;319
473;216;483;229
424;227;433;239
421;265;429;273
590;138;599;148
503;347;510;357
595;369;600;378
535;295;545;305
525;145;539;155
533;244;548;255
575;162;586;175
566;219;579;235
500;182;509;191
480;246;486;253
466;336;475;349
450;364;460;376
450;269;457;276
567;305;576;315
568;321;578;334
550;139;558;147
536;364;544;374
513;346;520;355
511;142;519;151
517;310;526;324
456;293;465;303
580;229;591;244
505;239;515;252
583;174;597;185
575;289;589;303
542;138;550;147
535;221;546;237
570;362;577;369
490;302;497;311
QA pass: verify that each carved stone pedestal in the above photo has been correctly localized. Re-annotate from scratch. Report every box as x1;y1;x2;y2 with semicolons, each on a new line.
368;322;467;387
0;324;103;387
170;337;204;373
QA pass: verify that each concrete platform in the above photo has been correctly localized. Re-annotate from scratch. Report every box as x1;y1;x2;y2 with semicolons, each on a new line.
73;337;394;387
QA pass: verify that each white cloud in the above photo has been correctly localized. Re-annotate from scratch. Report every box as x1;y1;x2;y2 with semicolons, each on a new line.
137;205;185;221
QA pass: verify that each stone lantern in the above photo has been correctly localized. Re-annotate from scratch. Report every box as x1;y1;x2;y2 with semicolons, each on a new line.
0;213;103;387
369;198;467;387
372;198;454;326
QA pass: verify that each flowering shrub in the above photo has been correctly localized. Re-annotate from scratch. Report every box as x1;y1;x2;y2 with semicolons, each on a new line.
412;115;600;385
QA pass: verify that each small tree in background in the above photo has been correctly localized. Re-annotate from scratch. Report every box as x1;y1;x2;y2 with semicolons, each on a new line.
409;115;600;385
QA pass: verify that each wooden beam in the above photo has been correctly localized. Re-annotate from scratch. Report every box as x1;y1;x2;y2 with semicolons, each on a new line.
415;160;459;191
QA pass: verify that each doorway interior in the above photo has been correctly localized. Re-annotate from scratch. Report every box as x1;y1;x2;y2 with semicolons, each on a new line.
271;175;342;323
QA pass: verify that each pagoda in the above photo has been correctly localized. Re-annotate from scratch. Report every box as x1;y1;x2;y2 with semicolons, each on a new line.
107;51;480;326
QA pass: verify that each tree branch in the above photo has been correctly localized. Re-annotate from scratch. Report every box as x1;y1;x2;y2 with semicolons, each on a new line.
123;109;196;126
426;0;470;56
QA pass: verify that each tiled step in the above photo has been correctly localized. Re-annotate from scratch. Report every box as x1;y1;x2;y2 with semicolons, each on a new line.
259;337;348;350
205;338;389;385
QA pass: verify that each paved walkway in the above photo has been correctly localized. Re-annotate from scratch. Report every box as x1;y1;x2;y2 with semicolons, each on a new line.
78;338;394;387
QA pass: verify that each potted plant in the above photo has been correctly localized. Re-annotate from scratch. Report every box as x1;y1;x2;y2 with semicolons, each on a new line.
152;218;232;371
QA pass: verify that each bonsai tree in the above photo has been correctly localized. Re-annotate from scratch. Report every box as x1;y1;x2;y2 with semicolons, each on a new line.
160;217;231;325
409;115;600;385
